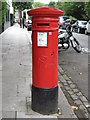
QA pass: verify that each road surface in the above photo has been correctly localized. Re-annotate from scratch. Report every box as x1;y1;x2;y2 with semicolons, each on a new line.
58;32;89;100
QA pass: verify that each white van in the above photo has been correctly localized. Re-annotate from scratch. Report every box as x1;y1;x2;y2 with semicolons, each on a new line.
59;16;69;28
85;20;90;34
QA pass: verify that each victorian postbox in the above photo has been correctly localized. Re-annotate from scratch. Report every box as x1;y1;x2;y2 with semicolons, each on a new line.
27;7;64;115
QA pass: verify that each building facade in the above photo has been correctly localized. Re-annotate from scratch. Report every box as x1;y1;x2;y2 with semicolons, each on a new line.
4;3;10;30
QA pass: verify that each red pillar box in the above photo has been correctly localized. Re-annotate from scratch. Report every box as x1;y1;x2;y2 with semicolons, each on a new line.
27;7;64;115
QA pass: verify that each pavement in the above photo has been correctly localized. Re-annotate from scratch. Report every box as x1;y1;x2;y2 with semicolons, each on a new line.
0;23;80;119
0;29;2;120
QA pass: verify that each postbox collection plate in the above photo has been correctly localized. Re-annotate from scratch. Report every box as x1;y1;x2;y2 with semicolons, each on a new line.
37;32;47;47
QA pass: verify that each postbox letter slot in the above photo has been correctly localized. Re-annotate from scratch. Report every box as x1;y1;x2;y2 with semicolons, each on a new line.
37;23;49;26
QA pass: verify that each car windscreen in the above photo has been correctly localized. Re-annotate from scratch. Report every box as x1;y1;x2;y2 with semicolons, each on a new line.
81;22;87;25
71;20;77;24
63;17;69;21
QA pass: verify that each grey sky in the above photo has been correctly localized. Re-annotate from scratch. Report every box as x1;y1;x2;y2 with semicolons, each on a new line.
34;0;58;4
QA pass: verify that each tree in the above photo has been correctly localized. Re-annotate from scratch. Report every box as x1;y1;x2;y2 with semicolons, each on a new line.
48;1;56;8
62;2;85;20
55;2;63;10
14;2;33;10
0;1;2;33
0;1;7;32
13;1;33;18
32;2;44;8
84;1;90;19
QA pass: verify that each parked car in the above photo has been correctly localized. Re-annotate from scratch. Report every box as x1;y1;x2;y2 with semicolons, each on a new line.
71;20;87;33
16;19;20;24
63;19;77;29
59;16;69;29
85;20;90;34
25;19;28;28
27;20;32;31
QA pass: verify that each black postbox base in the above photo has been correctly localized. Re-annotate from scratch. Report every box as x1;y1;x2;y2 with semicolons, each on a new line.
31;85;58;115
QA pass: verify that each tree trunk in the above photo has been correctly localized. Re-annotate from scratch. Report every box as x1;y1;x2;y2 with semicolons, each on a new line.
19;9;22;19
10;14;13;26
2;22;4;32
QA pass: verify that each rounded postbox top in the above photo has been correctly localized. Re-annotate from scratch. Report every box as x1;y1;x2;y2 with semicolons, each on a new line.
27;7;64;17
